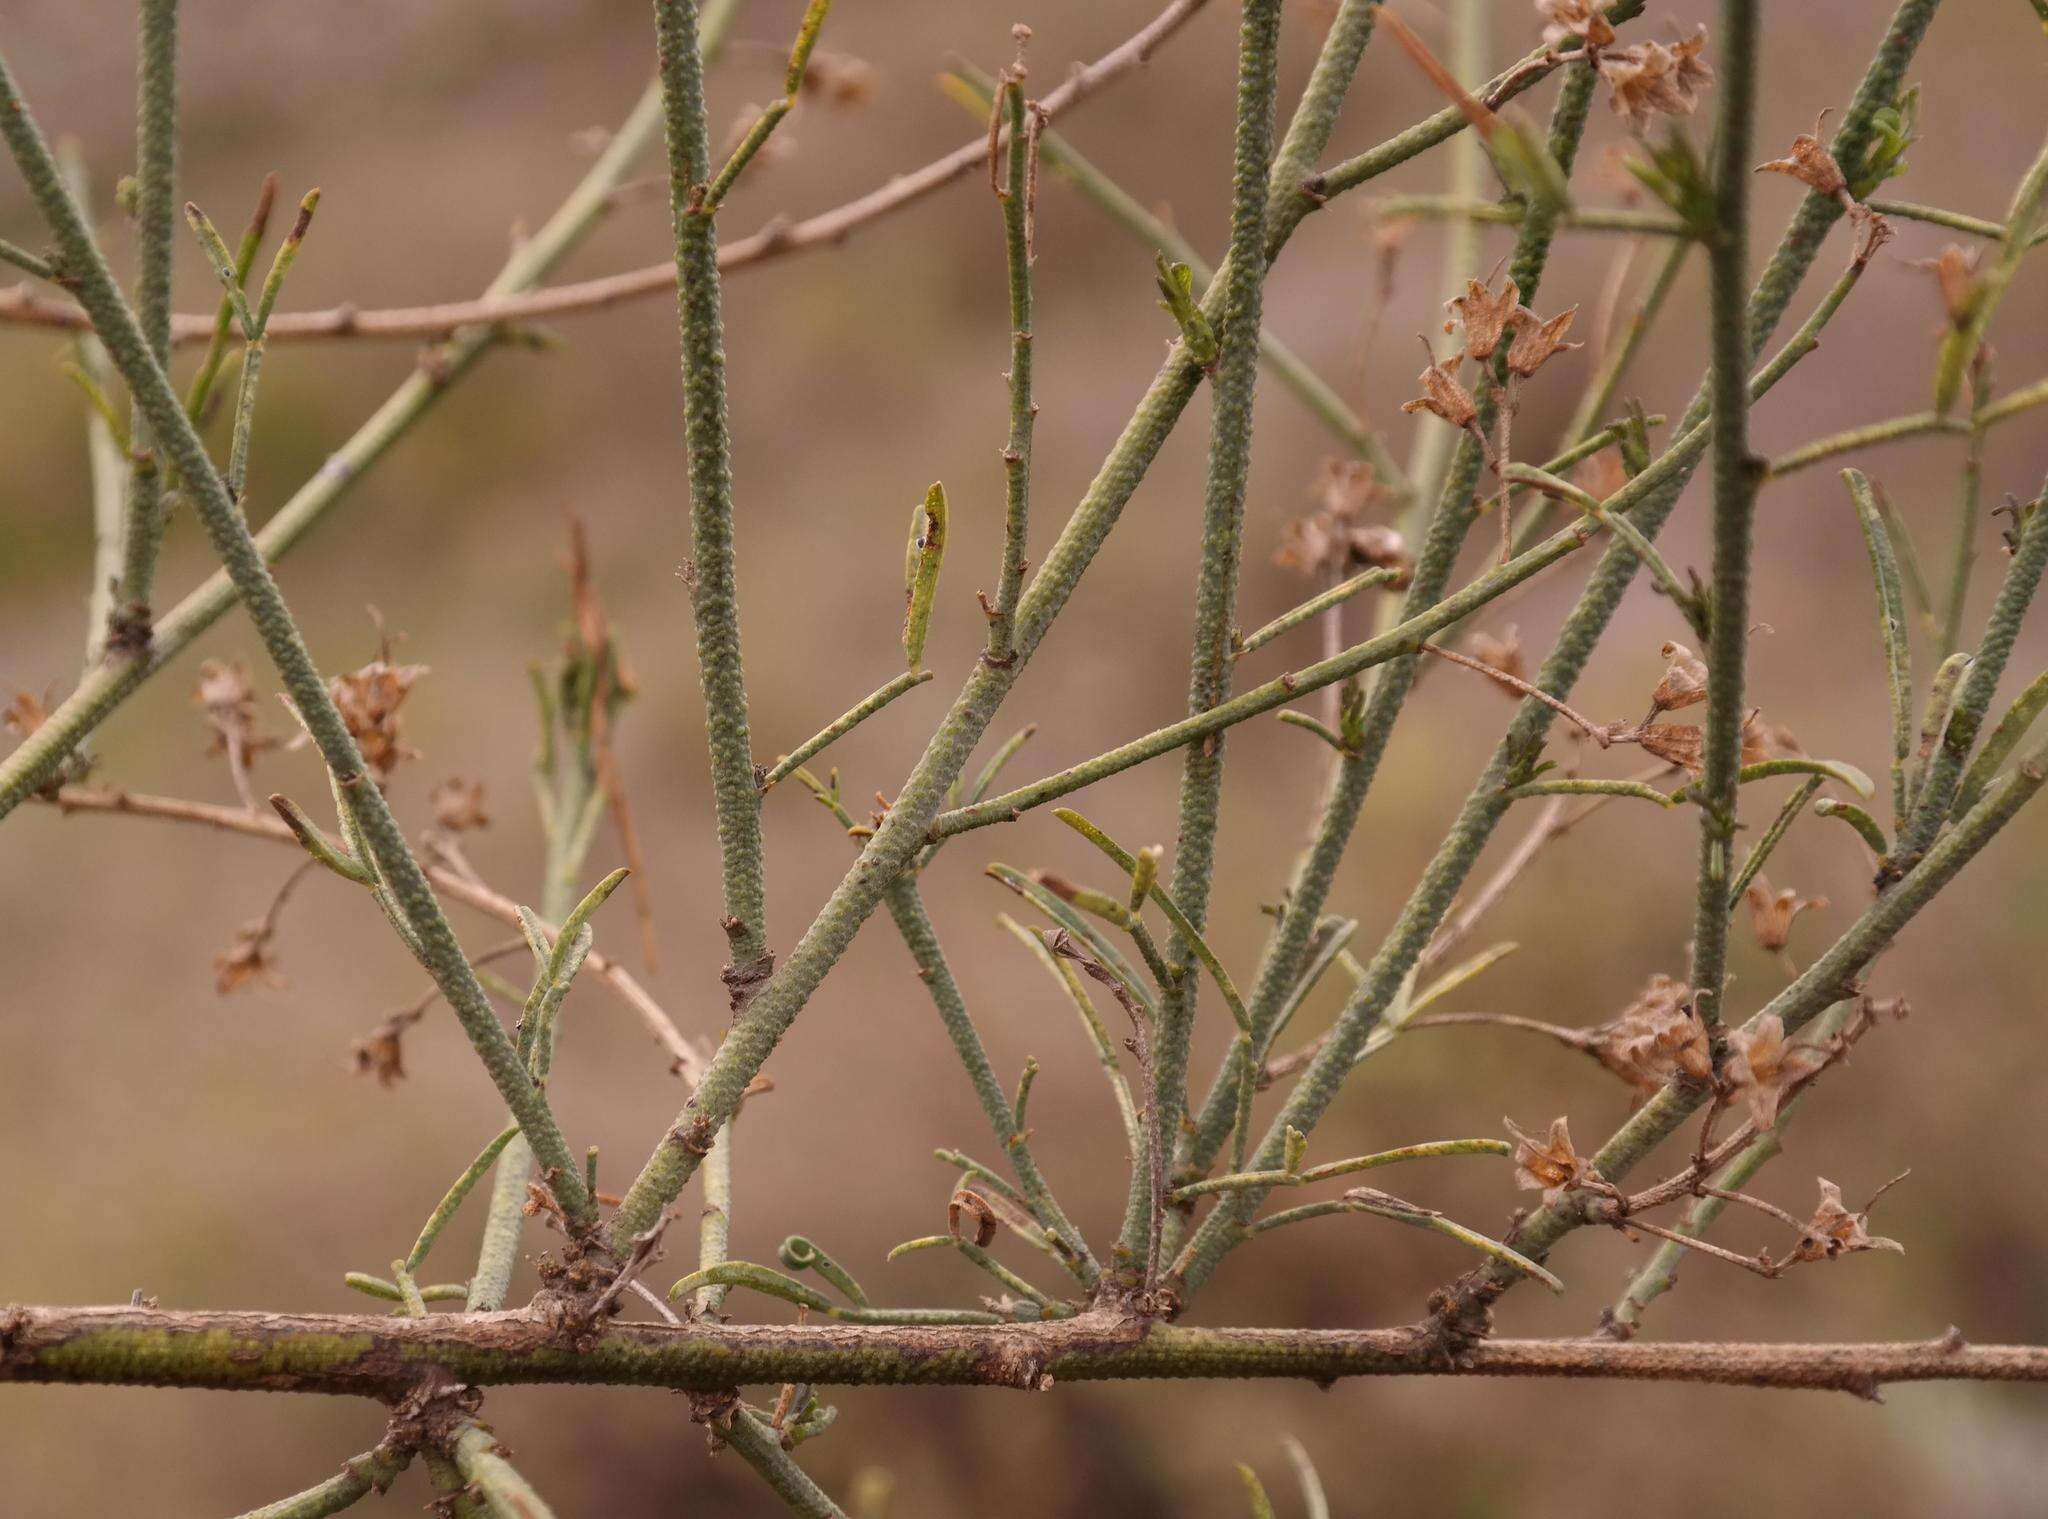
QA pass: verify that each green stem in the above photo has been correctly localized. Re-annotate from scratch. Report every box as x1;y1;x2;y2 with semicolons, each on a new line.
1373;195;1689;237
762;670;933;789
656;0;769;994
1169;0;1945;1296
0;78;677;818
986;70;1034;660
0;43;596;1229
230;1443;412;1519
109;0;178;640
723;1409;849;1518
1941;372;1990;657
445;1419;557;1519
1688;0;1764;1039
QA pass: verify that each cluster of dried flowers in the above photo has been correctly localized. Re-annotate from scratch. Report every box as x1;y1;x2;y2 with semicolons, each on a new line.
1536;2;1712;130
1272;456;1410;585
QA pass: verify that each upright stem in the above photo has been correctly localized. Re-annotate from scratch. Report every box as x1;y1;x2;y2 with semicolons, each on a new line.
985;73;1034;662
656;0;770;1000
109;0;178;644
1120;0;1285;1283
1688;0;1762;1037
723;1410;848;1518
0;51;596;1230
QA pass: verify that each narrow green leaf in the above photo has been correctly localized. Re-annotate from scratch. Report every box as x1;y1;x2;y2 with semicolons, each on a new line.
903;481;947;669
1844;470;1913;825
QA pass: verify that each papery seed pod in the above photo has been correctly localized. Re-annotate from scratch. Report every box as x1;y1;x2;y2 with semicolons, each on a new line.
1504;305;1582;378
1447;273;1519;361
1651;640;1709;712
1791;1176;1906;1263
1505;1116;1586;1204
1636;722;1704;774
1755;112;1849;200
1400;338;1478;429
1743;875;1828;952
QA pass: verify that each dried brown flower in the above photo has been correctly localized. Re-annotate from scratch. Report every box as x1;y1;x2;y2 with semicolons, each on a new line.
1448;273;1520;361
1743;875;1828;953
1537;0;1616;49
1598;37;1710;129
800;51;877;109
1591;973;1711;1091
1651;641;1709;713
430;777;491;832
1506;1116;1589;1204
1308;456;1389;521
328;647;428;782
1275;460;1410;583
1790;1176;1906;1263
214;920;285;996
1504;305;1582;378
1756;113;1848;200
194;660;275;766
352;1026;406;1086
1635;722;1703;774
1724;1014;1828;1129
1466;625;1527;695
1401;340;1478;429
947;1188;999;1248
1913;244;1982;327
4;684;54;739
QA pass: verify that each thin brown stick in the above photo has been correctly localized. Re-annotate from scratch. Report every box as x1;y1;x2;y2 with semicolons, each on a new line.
0;0;1209;347
41;785;706;1082
2;1303;2038;1397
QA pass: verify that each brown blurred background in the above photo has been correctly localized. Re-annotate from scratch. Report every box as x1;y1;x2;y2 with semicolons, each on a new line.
4;1;2046;1513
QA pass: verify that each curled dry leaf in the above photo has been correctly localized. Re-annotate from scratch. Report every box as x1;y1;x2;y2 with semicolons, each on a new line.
1504;305;1581;378
947;1188;999;1248
1755;112;1848;200
1448;273;1519;362
1401;339;1479;430
1791;1176;1906;1263
1724;1014;1828;1130
1536;0;1617;50
1590;973;1711;1092
430;777;491;832
1506;1116;1590;1204
1743;875;1828;953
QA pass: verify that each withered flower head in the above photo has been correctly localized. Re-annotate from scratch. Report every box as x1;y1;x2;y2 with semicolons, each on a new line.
1635;722;1703;774
1913;244;1982;328
1755;112;1848;200
1651;641;1709;713
947;1188;999;1248
1592;973;1711;1091
1401;338;1478;429
1448;273;1520;361
4;684;53;740
1504;305;1582;378
800;51;877;109
1467;625;1527;696
328;647;428;783
1506;1115;1589;1204
1743;875;1828;953
1725;1013;1828;1130
1791;1176;1905;1263
430;777;491;832
1308;455;1388;521
194;659;275;763
352;1027;406;1086
1536;0;1617;49
1597;39;1709;130
214;920;285;996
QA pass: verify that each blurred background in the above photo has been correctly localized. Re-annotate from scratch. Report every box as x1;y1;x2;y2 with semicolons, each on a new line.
3;1;2046;1513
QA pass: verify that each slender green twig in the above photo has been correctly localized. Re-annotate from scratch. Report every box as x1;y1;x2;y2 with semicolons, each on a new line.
0;49;596;1230
761;669;933;789
1845;471;1914;823
1120;0;1287;1285
1954;667;2048;816
1941;364;1992;658
1935;128;2048;416
1236;568;1399;657
1170;0;1944;1296
445;1419;558;1519
700;0;832;211
1727;775;1824;906
1890;487;2048;869
1867;197;2048;246
406;1125;520;1274
1371;195;1690;237
1172;1138;1509;1201
229;1442;412;1519
1763;377;2048;478
1688;0;1764;1041
107;0;179;647
656;0;770;1001
985;50;1036;662
722;1408;849;1519
0;75;685;817
184;172;274;420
